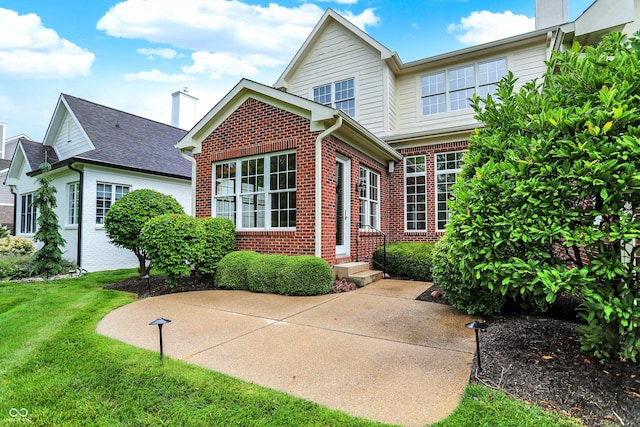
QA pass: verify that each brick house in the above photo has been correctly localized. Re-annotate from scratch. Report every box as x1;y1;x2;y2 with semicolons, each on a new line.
177;1;640;271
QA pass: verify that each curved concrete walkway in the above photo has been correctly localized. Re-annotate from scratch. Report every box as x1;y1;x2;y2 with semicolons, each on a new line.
97;280;476;427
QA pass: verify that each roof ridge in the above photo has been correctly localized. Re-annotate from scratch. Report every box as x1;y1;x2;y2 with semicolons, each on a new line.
61;93;184;131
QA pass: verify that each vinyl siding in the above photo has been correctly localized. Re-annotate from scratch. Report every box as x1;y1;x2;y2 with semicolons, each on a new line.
53;112;93;160
285;22;389;135
395;42;549;136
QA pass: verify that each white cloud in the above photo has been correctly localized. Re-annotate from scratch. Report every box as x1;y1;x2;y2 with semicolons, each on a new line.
137;48;180;59
447;10;535;46
181;51;283;79
97;0;379;70
121;68;196;82
0;8;95;78
342;8;379;31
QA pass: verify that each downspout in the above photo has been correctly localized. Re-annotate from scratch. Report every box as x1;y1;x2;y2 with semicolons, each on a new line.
9;187;16;236
314;116;343;258
68;164;83;268
179;149;197;216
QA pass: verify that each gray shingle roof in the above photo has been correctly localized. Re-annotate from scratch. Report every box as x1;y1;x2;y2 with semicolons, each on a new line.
61;94;191;179
20;138;58;172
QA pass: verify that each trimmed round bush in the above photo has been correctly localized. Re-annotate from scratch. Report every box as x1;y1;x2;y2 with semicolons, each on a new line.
432;235;504;315
196;217;236;278
215;251;259;290
279;255;332;296
216;251;333;296
374;242;435;281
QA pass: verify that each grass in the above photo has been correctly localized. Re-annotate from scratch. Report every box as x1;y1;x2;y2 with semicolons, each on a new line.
0;271;583;426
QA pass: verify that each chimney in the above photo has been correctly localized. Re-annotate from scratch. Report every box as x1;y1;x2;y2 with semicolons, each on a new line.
0;122;5;160
535;0;568;29
171;88;198;130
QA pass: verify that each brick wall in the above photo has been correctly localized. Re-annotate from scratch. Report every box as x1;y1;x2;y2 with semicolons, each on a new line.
194;98;318;259
387;140;468;243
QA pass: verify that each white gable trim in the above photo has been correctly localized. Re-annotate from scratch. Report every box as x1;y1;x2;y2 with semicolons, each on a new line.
43;95;96;160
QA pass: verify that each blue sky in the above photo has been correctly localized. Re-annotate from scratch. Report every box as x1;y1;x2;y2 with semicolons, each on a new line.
0;0;594;142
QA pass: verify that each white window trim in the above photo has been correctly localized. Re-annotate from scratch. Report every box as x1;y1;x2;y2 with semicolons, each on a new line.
95;182;130;226
435;151;464;231
358;166;380;231
312;77;356;117
19;192;37;235
420;57;507;116
66;181;80;228
212;151;297;231
404;155;427;232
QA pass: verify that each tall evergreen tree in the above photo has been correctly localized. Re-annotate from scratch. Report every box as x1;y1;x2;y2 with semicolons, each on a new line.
32;161;66;278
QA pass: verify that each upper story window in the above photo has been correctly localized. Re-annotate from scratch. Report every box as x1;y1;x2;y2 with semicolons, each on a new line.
213;151;296;230
67;182;80;226
421;58;506;115
96;183;130;225
20;193;36;234
313;78;355;117
435;151;464;231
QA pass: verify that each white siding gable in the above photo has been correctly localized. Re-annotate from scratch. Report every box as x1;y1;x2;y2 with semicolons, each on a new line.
285;22;392;136
51;111;93;160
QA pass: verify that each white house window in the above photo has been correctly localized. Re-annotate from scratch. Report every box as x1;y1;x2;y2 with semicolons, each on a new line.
435;151;464;231
96;183;130;225
421;58;506;115
213;151;296;229
68;182;80;226
421;72;446;115
359;166;380;230
313;84;332;106
20;193;36;234
405;156;427;231
313;78;355;117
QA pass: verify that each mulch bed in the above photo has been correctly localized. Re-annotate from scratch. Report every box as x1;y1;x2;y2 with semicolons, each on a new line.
418;285;640;427
105;275;639;427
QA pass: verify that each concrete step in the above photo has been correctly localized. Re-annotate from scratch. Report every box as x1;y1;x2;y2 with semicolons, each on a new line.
334;262;369;279
348;269;384;287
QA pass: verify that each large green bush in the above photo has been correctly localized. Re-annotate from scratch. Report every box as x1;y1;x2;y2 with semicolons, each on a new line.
217;251;333;296
140;214;204;286
105;189;185;276
447;33;640;361
215;251;259;290
432;235;504;315
196;217;236;278
0;255;34;281
373;242;435;281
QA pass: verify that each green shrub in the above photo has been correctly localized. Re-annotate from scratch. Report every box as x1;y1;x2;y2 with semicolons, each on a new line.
196;218;236;278
247;254;281;294
105;189;185;276
0;236;35;256
374;242;435;281
140;214;204;286
215;251;259;290
217;251;333;296
432;235;504;315
278;255;333;296
0;255;34;281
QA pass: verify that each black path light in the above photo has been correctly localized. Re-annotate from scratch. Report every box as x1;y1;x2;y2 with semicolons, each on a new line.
465;320;488;372
142;274;151;295
149;317;171;361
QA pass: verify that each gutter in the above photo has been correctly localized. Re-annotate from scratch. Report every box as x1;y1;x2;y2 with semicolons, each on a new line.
68;163;83;268
9;186;16;236
179;149;197;216
314;116;343;258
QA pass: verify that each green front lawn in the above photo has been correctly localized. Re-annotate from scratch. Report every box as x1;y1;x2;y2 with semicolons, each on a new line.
0;271;582;426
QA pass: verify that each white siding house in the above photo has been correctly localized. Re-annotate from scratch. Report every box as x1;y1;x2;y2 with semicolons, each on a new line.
5;94;192;272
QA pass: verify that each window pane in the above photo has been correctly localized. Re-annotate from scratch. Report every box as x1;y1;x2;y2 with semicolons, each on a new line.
313;84;331;105
435;151;464;230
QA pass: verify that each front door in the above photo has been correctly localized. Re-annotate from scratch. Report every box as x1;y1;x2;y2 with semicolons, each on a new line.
336;156;351;255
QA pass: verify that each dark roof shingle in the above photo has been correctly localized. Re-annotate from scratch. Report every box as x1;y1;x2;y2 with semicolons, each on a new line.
61;94;191;179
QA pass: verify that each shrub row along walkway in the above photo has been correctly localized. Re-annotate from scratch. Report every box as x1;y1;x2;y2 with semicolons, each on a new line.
97;279;476;427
